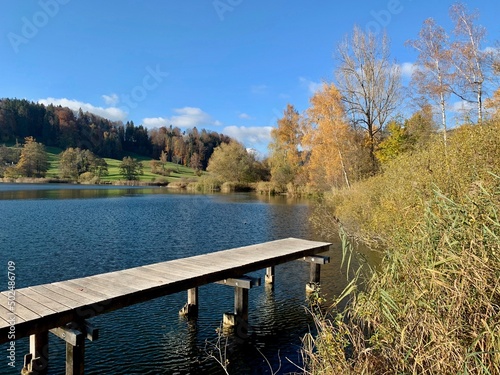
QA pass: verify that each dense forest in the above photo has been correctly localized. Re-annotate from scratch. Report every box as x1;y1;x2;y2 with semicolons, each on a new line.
0;98;231;170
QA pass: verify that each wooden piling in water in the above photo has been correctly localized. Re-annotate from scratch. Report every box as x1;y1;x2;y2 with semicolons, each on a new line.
303;255;330;293
179;287;199;318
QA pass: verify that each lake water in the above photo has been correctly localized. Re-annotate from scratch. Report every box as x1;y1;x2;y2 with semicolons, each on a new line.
0;184;354;375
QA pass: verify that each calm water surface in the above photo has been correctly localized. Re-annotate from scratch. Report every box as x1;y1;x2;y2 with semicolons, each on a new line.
0;184;356;375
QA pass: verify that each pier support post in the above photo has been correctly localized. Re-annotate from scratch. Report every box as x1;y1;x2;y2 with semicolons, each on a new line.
265;266;275;284
234;286;249;323
302;255;330;293
49;321;99;375
21;331;49;375
218;276;260;337
65;335;85;375
179;287;199;318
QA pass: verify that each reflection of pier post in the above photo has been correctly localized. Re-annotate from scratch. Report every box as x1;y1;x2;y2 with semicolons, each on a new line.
303;255;330;293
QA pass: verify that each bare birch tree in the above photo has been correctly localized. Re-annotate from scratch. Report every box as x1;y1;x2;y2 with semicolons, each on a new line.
407;18;452;144
449;2;492;124
335;26;401;171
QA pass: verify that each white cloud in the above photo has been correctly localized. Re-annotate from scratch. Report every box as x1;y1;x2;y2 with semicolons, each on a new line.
451;100;475;113
222;125;273;147
483;46;500;55
299;77;323;94
238;113;253;120
38;97;127;121
102;93;119;106
399;62;416;79
142;107;221;129
142;117;169;127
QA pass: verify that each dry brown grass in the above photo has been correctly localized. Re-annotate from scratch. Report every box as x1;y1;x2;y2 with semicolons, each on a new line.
305;120;500;374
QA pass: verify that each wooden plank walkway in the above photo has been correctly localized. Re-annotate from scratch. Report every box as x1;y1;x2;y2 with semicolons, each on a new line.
0;238;330;345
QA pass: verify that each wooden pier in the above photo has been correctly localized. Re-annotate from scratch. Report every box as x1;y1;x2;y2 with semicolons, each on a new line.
0;238;331;374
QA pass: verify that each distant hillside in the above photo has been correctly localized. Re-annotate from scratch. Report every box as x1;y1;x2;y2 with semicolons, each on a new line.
0;98;231;170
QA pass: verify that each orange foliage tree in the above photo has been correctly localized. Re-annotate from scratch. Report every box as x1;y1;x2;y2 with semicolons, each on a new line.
269;104;303;189
303;83;354;189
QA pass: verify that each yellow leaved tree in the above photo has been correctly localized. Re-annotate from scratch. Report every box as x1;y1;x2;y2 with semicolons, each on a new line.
302;83;355;189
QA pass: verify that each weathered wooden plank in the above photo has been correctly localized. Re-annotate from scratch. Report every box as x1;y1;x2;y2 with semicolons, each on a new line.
36;285;96;306
120;268;175;284
147;261;209;276
172;259;226;273
2;292;57;318
17;289;69;313
28;286;89;309
0;303;19;326
133;266;186;282
84;273;144;293
0;293;41;321
51;281;110;302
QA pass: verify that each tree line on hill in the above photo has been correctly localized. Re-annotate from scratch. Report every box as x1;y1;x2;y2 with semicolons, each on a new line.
0;98;231;170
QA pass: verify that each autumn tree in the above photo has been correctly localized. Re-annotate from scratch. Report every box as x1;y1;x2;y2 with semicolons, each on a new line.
59;148;108;180
375;120;411;164
449;2;492;123
268;104;303;188
207;141;259;183
335;27;401;172
119;156;143;180
407;18;452;143
0;145;21;177
303;83;354;189
486;88;500;121
16;137;49;177
404;104;438;147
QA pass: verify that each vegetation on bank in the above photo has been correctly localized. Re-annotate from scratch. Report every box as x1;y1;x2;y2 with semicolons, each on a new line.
297;3;500;374
305;120;500;374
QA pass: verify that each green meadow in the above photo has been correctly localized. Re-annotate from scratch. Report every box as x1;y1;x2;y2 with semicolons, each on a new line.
44;147;199;184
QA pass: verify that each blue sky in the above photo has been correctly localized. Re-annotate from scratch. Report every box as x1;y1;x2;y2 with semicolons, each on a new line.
1;1;499;154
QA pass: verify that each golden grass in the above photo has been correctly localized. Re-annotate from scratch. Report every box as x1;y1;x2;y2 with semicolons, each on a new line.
305;120;500;374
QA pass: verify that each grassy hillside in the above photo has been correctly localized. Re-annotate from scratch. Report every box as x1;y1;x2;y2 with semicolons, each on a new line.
44;147;199;184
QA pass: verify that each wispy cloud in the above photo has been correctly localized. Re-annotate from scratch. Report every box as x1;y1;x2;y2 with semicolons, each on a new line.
450;100;475;113
142;107;221;128
38;97;127;121
222;125;273;148
102;93;120;106
299;77;323;94
399;62;416;79
238;112;253;120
